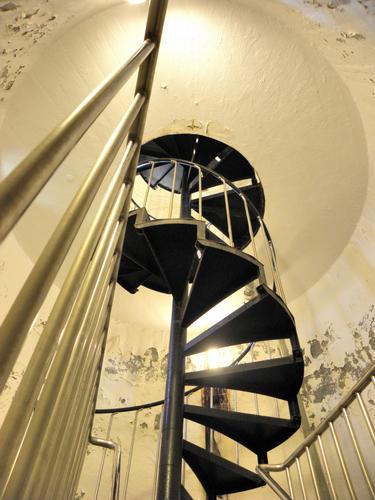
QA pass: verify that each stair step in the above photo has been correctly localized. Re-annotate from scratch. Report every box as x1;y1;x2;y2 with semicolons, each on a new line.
184;405;300;454
182;240;261;327
185;285;295;356
122;210;161;277
190;184;264;249
182;440;264;496
185;357;304;400
117;258;151;293
139;220;204;301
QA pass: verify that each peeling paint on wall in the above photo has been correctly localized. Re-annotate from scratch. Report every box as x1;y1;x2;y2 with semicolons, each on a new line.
300;305;374;427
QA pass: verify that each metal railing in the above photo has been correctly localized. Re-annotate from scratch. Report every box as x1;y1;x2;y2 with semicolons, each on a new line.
0;1;168;498
136;158;285;301
256;363;375;500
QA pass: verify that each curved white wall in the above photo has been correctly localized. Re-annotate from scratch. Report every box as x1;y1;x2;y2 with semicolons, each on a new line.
0;0;374;497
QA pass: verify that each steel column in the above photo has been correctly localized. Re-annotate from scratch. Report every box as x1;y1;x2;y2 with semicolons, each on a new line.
157;167;190;500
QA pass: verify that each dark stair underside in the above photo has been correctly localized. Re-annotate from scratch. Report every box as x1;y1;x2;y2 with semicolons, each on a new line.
182;240;262;327
182;440;264;496
185;284;296;356
184;405;300;454
185;357;304;401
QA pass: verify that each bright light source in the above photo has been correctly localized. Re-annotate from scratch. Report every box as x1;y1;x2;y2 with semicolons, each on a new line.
215;156;221;162
127;0;146;4
207;348;233;369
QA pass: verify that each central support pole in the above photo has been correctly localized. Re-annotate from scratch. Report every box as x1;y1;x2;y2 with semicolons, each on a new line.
156;168;190;500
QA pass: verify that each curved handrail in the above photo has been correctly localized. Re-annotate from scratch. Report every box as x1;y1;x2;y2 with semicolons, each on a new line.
95;342;254;414
135;158;284;298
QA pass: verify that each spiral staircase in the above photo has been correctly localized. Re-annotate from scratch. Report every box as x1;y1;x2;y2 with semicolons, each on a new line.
118;133;304;499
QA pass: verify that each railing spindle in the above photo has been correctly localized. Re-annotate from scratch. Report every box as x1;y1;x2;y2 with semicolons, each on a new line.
94;413;117;500
123;409;139;499
0;93;143;393
342;407;375;497
198;167;203;221
223;180;234;247
317;435;337;500
286;466;294;499
329;421;356;499
143;161;155;209
242;196;258;259
305;446;321;500
250;347;259;415
356;393;375;444
295;457;307;500
168;161;177;218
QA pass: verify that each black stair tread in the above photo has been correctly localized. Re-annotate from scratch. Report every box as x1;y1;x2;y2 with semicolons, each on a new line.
184;356;304;400
139;219;204;301
184;405;300;454
142;272;171;294
185;284;295;356
190;184;264;248
122;210;161;277
182;240;262;327
182;440;264;496
117;267;151;294
181;485;193;500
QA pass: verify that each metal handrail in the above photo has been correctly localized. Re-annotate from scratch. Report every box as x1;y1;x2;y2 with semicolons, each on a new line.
136;158;284;298
0;41;154;244
256;362;375;499
0;0;169;497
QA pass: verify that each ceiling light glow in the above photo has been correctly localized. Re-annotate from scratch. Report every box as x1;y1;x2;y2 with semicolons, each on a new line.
127;0;146;4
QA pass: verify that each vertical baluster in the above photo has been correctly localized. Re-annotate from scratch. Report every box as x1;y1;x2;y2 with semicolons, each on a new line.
317;435;337;500
266;342;280;418
286;466;294;499
356;393;375;444
152;405;164;500
198;167;203;221
329;421;356;499
223;180;234;247
342;407;375;497
210;387;214;452
233;390;239;465
296;457;308;500
258;216;276;290
168;161;177;218
143;161;155;209
123;409;139;499
250;347;259;415
305;446;321;500
94;413;116;500
182;395;189;486
242;197;258;259
269;242;286;302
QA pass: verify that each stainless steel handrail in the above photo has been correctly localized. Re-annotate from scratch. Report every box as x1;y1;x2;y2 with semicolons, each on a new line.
0;0;169;497
136;158;283;296
256;362;375;499
0;41;154;244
